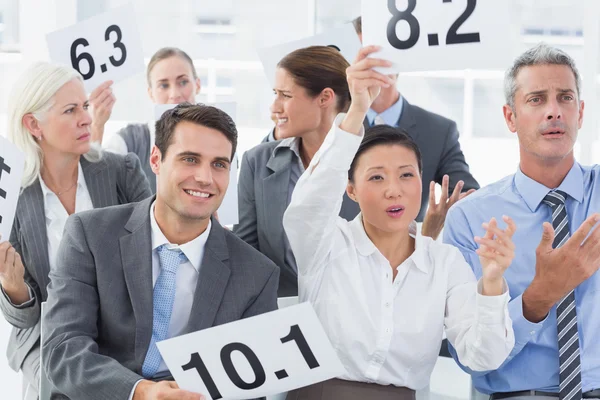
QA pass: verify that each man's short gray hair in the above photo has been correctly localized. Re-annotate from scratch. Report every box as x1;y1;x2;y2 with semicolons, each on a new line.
504;43;581;109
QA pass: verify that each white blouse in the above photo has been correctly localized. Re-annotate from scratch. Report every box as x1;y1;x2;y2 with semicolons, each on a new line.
39;162;94;272
282;114;515;390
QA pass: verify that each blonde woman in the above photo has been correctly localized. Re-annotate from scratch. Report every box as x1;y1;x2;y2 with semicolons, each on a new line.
0;62;151;400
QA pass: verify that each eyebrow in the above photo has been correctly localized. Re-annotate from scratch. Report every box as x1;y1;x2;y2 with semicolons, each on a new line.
274;88;292;94
157;74;189;82
525;88;575;97
176;152;231;163
366;164;414;172
62;102;87;109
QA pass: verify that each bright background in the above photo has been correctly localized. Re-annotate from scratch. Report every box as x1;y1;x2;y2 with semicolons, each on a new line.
1;0;600;398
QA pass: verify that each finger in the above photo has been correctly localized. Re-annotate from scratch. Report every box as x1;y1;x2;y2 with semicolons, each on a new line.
0;242;11;267
89;80;113;99
538;221;555;251
481;224;516;251
428;181;436;207
92;88;114;106
5;247;15;270
348;69;395;86
459;188;476;200
353;45;384;63
350;57;393;75
502;215;517;237
351;78;392;90
439;175;449;204
14;253;23;271
475;237;513;257
348;68;395;86
167;390;203;400
482;218;497;240
581;218;600;253
449;180;465;204
568;213;600;248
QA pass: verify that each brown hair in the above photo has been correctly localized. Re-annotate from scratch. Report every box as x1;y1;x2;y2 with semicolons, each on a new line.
352;16;362;35
155;103;237;160
277;46;351;113
147;47;198;87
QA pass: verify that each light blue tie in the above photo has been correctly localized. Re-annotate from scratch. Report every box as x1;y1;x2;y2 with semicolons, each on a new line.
142;244;187;378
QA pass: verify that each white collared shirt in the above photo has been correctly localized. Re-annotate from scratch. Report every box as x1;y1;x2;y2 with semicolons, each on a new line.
149;201;211;374
283;114;515;390
39;163;94;272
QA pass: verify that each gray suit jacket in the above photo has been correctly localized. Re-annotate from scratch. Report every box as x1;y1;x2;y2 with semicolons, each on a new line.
1;152;151;377
364;97;479;221
41;196;279;400
234;141;359;297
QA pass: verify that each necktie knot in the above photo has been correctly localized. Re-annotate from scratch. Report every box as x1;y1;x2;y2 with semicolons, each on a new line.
157;245;186;274
543;190;568;208
373;115;387;126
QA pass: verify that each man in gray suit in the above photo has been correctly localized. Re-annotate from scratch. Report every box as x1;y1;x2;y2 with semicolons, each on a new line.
42;104;279;400
353;17;479;222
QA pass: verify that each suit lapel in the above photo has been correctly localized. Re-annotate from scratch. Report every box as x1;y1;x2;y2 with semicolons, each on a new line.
120;197;154;368
186;219;231;332
397;97;418;140
262;148;293;266
81;157;112;208
18;182;51;298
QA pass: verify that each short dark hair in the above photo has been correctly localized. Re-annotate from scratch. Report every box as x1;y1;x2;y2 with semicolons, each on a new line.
278;46;351;113
155;103;237;160
348;125;422;182
352;16;362;35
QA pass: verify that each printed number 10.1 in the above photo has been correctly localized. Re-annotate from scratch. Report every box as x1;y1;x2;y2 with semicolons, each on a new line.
182;324;320;399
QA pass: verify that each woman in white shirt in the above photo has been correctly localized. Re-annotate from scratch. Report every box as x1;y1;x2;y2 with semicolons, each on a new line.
282;46;516;400
94;47;202;193
0;62;151;400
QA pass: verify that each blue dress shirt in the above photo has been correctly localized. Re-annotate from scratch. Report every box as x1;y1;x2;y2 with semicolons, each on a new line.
443;162;600;394
366;95;404;127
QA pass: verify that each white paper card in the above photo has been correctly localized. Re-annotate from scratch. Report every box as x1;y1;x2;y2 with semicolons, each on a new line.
157;303;344;400
258;24;362;87
0;136;25;242
361;0;517;74
153;103;239;226
46;3;145;92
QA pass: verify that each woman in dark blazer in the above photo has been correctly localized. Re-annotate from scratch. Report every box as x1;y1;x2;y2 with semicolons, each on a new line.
0;62;151;400
234;47;360;297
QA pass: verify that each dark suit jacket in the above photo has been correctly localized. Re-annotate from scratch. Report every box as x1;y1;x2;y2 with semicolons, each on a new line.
42;197;279;400
1;152;151;377
364;97;479;221
234;141;359;297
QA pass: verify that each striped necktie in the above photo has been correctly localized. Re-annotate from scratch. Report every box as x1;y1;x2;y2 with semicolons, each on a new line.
543;190;582;400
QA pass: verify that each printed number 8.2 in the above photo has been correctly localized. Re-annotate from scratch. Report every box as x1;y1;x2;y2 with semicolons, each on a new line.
70;25;127;80
386;0;481;50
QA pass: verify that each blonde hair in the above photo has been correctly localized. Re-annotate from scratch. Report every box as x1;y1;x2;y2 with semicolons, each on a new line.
7;62;101;188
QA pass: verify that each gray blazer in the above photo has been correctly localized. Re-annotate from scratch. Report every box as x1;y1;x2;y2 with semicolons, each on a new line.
41;196;279;400
1;152;151;377
364;97;479;221
234;141;359;297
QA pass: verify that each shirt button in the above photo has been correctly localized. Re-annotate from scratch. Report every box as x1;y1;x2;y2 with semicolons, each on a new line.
530;331;536;335
385;302;391;308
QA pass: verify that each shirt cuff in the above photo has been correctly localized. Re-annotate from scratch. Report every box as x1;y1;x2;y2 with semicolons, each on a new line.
309;113;364;171
128;379;143;400
508;293;546;345
1;283;34;308
475;278;510;324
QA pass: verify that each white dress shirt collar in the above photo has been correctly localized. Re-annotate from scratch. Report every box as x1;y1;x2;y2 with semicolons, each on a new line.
149;201;211;272
350;215;429;273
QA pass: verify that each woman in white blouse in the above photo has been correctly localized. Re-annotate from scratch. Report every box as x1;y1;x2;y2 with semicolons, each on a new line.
283;46;516;399
0;62;151;400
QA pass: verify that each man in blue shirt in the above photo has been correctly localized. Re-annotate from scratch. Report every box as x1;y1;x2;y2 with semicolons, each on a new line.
444;43;600;400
